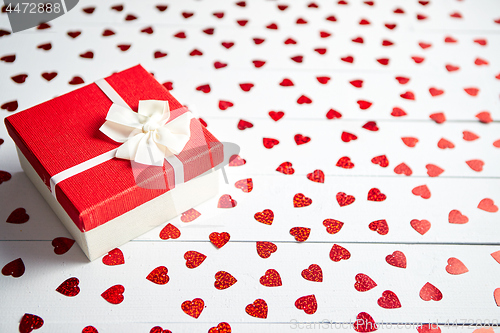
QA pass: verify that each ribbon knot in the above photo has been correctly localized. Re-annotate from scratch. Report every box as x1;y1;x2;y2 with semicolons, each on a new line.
99;100;193;166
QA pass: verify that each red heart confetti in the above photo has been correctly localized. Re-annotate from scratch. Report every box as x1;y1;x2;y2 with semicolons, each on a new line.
410;219;431;235
386;251;407;268
448;210;469;224
466;159;484;172
263;138;279;149
214;271;237;290
279;78;294;86
336;156;354;169
1;101;18;112
426;164;444;177
290;227;311;242
0;54;15;62
218;194;237;208
411;219;431;235
184;251;207;268
395;76;409;84
336;192;355;207
196;84;210;93
391;107;407;117
208;323;231;333
159;223;181;239
294;134;311;145
416;324;441;333
476;111;493;123
362;121;378;131
367;188;386;202
256;241;277;259
420;282;443;301
297;95;312;104
218;100;234;110
41;72;57;81
19;314;44;333
276;162;294;174
401;137;418;147
354;273;377;292
102;248;124;266
326;109;342;119
350;79;363;87
180;208;201;222
429;112;446;124
181;298;205;318
69;76;84;85
354;312;377;332
235;178;253;193
210;232;230;248
293;193;312;207
295;295;317;314
254;209;274;225
2;258;25;278
82;326;99;333
377;290;402;309
239;83;254;92
394;163;412;176
269;111;284;121
463;131;479;141
478;198;498;213
307;169;325;183
412;185;431;199
301;264;323;282
429;87;444;97
245;299;268;319
317;76;331;84
101;285;125;304
56;277;80;296
6;208;29;224
371;155;388;167
51;237;75;255
259;269;282;287
357;100;372;110
237;119;253;130
341;132;358;142
445;257;469;275
369;219;389;235
323;219;344;234
437;138;455;149
330;244;351;262
229;155;246;166
146;266;169;285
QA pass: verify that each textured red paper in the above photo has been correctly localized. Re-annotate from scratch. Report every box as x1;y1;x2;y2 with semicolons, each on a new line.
5;65;223;232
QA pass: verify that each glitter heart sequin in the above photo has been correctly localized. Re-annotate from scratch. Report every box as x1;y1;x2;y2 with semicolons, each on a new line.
336;192;355;207
2;258;25;278
330;244;351;262
101;285;125;304
254;209;274;225
377;290;402;309
298;264;323;284
354;273;377;292
180;208;201;222
386;251;407;268
56;277;80;296
259;269;282;287
181;298;205;318
146;266;169;285
214;271;237;290
159;223;181;240
295;295;317;314
102;248;125;266
184;251;207;268
290;227;311;242
293;193;312;207
245;299;268;319
256;241;277;258
323;219;344;234
210;232;230;248
420;282;443;301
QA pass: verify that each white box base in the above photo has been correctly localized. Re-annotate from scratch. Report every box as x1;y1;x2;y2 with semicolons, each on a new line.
16;147;219;261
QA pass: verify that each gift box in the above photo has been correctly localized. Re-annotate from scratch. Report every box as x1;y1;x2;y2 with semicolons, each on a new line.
5;65;224;261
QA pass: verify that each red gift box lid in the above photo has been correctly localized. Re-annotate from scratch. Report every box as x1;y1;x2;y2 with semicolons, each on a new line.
5;65;223;232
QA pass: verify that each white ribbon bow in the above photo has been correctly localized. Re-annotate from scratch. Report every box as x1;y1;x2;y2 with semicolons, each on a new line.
99;100;192;166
